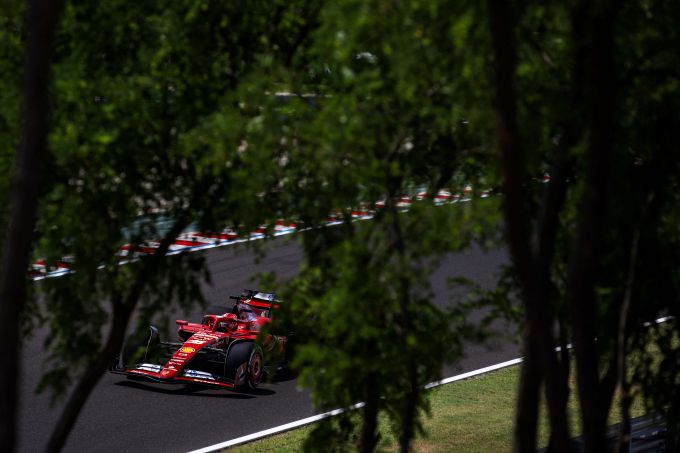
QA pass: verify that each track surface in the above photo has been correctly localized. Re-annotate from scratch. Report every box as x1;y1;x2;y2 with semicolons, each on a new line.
18;235;517;453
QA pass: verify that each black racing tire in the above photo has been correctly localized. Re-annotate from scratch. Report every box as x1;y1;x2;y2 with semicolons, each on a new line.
224;341;264;389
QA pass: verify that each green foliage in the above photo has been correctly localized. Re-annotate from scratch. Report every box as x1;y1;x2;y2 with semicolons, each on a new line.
5;0;679;449
271;202;494;449
3;0;328;402
7;0;501;447
256;0;496;226
243;3;509;448
0;0;25;240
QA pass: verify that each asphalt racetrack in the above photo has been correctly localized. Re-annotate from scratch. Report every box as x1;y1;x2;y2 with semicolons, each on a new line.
19;235;518;453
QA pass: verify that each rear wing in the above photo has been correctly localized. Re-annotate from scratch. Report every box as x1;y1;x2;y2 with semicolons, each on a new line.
229;289;279;305
229;289;279;318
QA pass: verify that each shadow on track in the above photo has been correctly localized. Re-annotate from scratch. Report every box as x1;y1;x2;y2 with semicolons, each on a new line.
267;366;298;384
113;380;276;398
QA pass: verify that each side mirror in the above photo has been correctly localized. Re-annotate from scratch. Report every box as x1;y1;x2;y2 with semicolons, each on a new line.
176;320;188;326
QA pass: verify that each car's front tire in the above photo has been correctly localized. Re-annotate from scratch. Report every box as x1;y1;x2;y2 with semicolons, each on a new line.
224;341;264;389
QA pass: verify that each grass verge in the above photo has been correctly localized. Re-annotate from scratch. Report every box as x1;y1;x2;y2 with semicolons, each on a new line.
224;363;645;452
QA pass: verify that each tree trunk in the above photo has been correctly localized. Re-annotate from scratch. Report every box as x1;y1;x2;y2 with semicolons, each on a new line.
516;307;568;453
548;332;571;452
538;162;573;453
565;2;619;451
399;364;419;453
487;0;541;449
358;373;379;453
44;301;133;453
488;0;575;448
487;2;569;450
539;328;569;453
43;217;191;452
617;214;643;453
0;0;63;451
514;327;542;452
388;200;419;453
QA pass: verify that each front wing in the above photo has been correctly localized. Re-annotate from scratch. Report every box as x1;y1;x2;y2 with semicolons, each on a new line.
111;363;235;389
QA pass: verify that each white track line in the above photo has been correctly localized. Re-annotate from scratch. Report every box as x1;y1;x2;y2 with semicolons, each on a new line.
187;358;521;453
424;357;523;390
187;402;365;453
187;315;675;453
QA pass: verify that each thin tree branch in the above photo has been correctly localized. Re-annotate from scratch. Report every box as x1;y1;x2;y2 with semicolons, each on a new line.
616;197;647;453
43;214;192;453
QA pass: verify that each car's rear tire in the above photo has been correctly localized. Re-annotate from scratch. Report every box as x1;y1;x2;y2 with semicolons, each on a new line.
224;341;264;389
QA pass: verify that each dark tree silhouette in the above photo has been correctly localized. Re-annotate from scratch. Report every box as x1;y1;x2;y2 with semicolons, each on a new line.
0;1;63;451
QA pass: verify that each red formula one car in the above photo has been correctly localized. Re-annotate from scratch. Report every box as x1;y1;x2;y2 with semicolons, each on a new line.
111;290;287;390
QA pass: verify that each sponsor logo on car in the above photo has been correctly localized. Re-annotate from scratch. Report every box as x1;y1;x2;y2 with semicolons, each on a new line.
180;346;195;353
192;334;219;341
184;370;215;380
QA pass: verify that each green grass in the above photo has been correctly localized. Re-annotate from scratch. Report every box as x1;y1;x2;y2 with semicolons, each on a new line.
224;364;646;453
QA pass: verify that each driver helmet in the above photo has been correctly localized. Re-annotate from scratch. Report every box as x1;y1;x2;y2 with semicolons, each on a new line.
238;304;257;322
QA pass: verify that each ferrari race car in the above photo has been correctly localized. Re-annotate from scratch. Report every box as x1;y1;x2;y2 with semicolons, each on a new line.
110;290;287;390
